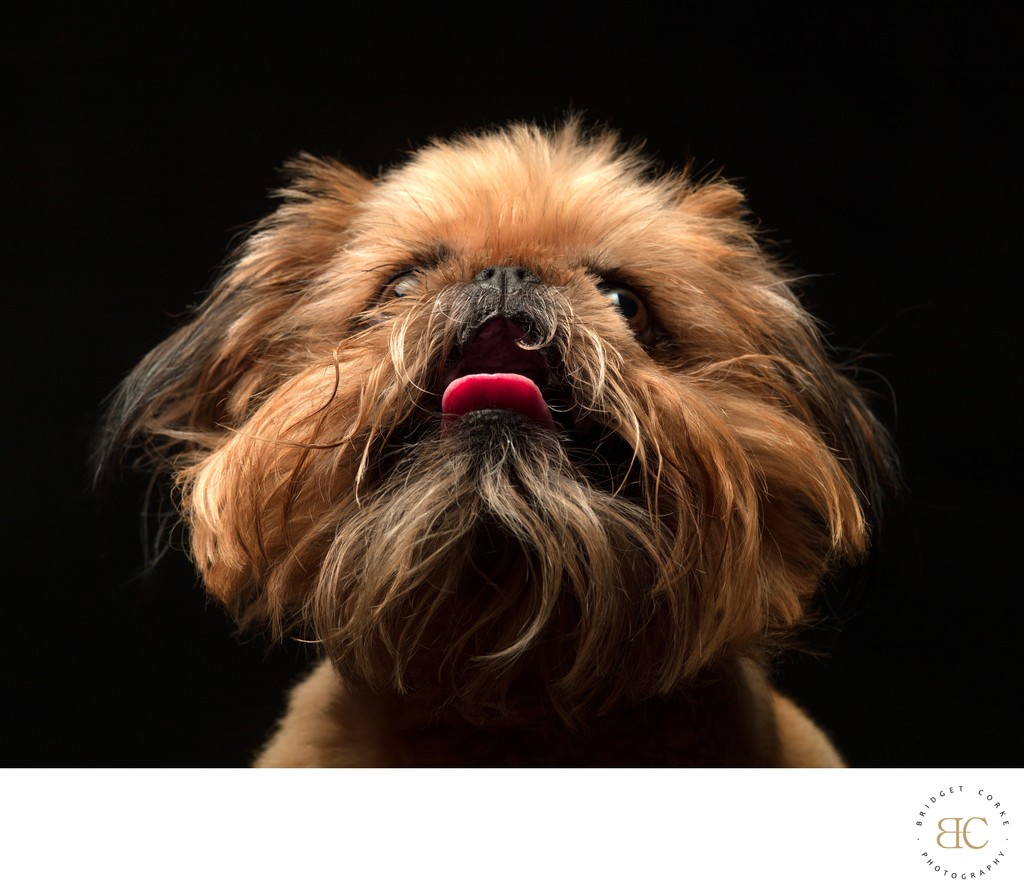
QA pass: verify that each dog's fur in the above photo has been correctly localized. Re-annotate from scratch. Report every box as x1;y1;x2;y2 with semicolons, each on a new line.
101;121;892;766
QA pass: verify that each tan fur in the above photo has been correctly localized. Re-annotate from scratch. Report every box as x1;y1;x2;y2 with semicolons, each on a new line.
772;691;846;768
254;660;842;767
103;120;891;766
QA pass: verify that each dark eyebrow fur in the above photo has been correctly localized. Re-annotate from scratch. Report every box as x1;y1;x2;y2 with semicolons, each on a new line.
373;244;452;283
584;263;655;297
407;243;452;272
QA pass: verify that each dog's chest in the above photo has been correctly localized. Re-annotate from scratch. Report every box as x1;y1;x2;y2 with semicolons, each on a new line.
376;677;778;768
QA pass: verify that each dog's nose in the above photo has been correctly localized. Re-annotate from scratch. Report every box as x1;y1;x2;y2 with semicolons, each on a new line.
473;266;541;294
465;266;546;347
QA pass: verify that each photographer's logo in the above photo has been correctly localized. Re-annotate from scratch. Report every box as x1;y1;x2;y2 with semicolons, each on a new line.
937;816;988;850
915;786;1011;881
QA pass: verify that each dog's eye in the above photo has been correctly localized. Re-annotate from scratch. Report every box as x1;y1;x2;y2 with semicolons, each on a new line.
382;269;420;300
602;285;650;334
392;276;417;298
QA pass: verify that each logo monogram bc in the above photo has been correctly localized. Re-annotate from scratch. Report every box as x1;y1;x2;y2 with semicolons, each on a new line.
936;817;989;850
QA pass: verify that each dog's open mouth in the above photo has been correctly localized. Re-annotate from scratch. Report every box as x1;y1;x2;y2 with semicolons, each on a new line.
440;318;556;434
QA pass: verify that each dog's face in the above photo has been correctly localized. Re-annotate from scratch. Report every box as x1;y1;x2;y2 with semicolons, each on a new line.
107;124;888;725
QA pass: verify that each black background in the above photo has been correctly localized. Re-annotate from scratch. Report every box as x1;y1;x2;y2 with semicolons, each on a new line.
5;8;1020;767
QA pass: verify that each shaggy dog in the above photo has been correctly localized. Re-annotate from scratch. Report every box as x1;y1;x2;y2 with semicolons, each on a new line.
101;122;891;766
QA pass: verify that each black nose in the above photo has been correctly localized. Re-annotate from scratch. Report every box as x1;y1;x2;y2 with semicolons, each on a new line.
473;266;541;293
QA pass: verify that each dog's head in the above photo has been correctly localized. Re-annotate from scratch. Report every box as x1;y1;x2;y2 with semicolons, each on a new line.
102;122;891;725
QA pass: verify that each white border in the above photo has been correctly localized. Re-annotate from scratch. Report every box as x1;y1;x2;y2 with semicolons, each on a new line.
1;769;1020;892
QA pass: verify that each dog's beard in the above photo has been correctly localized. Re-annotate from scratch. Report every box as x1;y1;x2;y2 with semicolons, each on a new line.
315;408;668;726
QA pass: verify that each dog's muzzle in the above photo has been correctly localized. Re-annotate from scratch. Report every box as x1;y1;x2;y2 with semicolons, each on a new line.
441;267;556;432
461;265;543;333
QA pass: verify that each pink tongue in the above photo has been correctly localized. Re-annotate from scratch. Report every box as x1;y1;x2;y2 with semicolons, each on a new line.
442;373;554;431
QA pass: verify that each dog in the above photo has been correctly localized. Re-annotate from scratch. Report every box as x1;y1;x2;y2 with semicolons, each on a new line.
101;121;892;766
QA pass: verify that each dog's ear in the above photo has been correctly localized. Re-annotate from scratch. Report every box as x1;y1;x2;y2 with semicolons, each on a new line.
807;356;897;540
681;176;896;539
97;155;372;476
